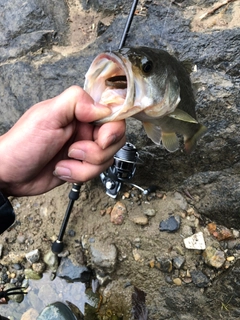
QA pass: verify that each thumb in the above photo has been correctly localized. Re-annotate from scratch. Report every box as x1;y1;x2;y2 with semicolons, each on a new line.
52;86;111;126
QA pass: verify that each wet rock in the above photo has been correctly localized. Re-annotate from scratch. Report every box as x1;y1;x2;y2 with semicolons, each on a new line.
21;308;39;320
43;251;58;271
190;270;210;288
203;246;225;268
4;283;24;303
159;215;181;232
21;278;29;289
183;232;206;250
110;201;126;225
24;268;42;280
37;301;76;320
155;257;173;273
90;240;117;274
25;249;40;264
57;257;91;283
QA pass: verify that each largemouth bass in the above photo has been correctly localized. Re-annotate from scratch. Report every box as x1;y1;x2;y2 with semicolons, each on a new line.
84;46;207;152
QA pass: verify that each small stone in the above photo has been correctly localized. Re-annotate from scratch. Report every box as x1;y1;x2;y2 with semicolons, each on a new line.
183;232;206;250
32;262;45;273
132;249;142;262
187;207;195;215
21;279;29;288
156;192;164;199
173;256;185;269
110;201;126;225
232;229;240;238
24;268;42;280
68;230;76;237
123;192;130;199
43;251;59;271
131;216;148;226
17;234;26;244
227;256;235;262
25;249;40;264
165;274;173;284
159;215;180;232
175;246;185;256
173;278;182;286
181;225;193;237
144;208;156;217
90;241;117;274
207;222;216;234
155;257;172;273
58;250;70;258
106;207;112;215
190;270;210;288
208;223;234;241
149;259;155;268
100;209;106;216
182;276;192;284
203;246;225;268
12;263;22;270
10;273;16;279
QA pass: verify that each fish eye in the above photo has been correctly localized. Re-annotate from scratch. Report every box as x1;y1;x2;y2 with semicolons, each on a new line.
141;59;153;74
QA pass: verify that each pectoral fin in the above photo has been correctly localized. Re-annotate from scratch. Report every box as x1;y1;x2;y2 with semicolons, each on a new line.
161;132;179;152
143;122;162;145
168;109;198;124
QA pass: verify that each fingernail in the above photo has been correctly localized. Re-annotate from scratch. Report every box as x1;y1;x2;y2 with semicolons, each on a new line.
53;166;72;178
102;134;117;149
68;149;86;160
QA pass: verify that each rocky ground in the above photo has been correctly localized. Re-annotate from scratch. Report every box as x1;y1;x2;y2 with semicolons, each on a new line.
0;0;240;319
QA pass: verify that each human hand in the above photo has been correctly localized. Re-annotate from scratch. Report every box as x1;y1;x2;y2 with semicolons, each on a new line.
0;86;126;196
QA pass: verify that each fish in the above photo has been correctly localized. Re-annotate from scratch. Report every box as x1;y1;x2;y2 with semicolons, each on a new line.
84;46;207;153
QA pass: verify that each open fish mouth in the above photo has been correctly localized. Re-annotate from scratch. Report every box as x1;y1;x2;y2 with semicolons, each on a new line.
84;52;143;123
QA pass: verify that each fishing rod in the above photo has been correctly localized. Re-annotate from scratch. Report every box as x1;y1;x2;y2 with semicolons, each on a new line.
51;0;139;254
119;0;139;49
